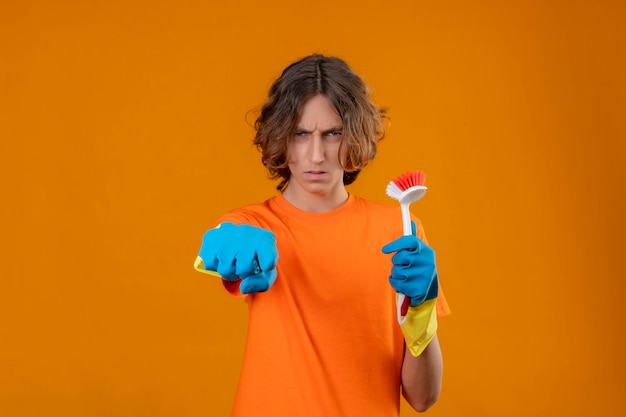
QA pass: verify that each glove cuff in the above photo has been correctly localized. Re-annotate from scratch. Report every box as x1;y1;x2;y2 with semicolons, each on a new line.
401;298;438;357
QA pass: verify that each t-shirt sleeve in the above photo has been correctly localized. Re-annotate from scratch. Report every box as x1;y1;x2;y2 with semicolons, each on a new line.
213;210;265;228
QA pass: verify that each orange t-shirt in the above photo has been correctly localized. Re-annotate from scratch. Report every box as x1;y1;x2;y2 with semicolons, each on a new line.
215;194;450;417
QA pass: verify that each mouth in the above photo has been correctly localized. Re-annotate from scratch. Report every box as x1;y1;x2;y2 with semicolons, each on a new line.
304;170;327;179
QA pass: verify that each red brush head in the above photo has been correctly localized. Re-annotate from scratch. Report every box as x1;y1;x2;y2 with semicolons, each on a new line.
391;170;426;191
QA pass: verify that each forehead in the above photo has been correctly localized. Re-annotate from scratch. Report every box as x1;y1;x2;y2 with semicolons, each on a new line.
297;95;342;128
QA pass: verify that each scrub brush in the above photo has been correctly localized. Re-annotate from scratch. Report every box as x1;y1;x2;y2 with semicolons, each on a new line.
386;170;428;325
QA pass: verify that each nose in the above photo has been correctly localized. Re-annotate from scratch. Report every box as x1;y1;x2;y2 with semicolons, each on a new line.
308;134;325;164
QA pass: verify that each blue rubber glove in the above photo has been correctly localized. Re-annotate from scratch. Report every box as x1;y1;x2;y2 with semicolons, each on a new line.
198;222;278;294
382;221;438;306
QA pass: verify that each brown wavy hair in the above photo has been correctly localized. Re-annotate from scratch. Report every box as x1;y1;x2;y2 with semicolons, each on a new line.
253;54;387;191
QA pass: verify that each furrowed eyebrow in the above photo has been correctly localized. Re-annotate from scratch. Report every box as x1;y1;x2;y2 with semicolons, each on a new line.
323;126;343;134
294;126;343;134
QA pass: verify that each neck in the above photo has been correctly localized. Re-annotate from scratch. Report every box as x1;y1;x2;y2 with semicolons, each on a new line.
282;186;349;213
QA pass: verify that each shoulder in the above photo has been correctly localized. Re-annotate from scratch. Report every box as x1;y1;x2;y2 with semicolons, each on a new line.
352;195;401;215
215;197;282;228
350;196;405;230
351;195;427;237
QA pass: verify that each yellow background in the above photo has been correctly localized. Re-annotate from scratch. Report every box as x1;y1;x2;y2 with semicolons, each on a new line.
1;0;625;416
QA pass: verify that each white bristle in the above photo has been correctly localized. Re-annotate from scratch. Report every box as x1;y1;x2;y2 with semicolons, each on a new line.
386;182;403;200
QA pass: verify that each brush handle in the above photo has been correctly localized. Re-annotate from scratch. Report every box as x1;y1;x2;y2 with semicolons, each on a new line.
400;203;412;236
397;294;410;325
397;202;413;324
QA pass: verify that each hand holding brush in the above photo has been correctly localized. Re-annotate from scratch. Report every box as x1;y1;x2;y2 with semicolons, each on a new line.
383;170;439;356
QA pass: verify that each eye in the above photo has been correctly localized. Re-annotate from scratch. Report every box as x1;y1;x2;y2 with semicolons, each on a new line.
294;131;308;137
325;131;343;142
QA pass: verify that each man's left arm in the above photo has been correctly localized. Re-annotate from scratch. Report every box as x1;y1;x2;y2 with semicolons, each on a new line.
382;220;446;412
401;334;443;412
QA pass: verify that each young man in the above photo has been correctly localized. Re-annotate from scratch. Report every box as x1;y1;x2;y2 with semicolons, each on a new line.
194;54;450;416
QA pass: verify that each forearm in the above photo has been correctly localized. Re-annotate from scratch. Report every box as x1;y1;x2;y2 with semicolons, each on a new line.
401;333;443;412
